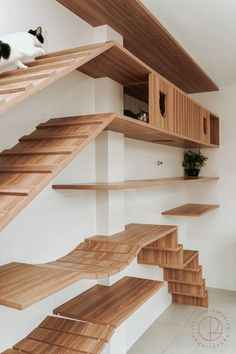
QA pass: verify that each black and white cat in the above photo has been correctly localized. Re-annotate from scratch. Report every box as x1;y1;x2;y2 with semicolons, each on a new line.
0;26;45;70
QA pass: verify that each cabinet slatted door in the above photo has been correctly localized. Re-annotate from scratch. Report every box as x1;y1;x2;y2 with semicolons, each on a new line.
201;108;211;144
149;73;173;132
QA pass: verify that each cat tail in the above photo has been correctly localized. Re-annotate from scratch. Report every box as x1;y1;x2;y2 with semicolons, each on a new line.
0;41;11;60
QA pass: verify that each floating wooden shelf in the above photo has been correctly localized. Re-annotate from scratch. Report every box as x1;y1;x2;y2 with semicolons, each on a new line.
54;276;163;328
162;203;220;217
57;0;218;93
52;177;219;191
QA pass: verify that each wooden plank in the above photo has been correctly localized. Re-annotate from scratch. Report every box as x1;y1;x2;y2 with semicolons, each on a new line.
1;146;76;156
54;276;163;328
14;338;83;354
0;72;56;86
0;185;32;196
52;177;219;191
19;133;89;141
57;0;218;93
39;316;114;342
0;262;83;310
162;203;220;217
0;165;54;173
27;327;106;354
37;120;104;129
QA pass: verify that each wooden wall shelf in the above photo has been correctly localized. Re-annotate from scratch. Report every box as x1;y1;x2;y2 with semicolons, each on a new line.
57;0;218;93
52;177;219;191
162;203;220;217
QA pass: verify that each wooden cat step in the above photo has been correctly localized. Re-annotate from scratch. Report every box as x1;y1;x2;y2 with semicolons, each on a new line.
19;132;89;141
172;291;208;308
1;146;76;156
54;276;164;328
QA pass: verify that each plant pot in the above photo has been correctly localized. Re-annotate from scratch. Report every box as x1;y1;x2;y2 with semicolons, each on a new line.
185;169;200;178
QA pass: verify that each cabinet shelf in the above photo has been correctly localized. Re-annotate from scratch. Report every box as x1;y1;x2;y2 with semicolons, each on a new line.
52;177;219;191
162;203;219;217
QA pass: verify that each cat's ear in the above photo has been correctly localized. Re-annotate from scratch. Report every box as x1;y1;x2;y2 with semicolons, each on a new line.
36;26;42;36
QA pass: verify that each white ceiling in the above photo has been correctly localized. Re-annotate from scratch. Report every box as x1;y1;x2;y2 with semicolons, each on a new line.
142;0;236;87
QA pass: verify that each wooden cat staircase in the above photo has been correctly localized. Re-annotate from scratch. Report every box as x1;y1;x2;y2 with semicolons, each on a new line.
2;276;163;354
0;223;207;310
2;224;207;353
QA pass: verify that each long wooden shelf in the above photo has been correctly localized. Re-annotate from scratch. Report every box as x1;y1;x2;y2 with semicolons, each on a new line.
162;203;219;217
52;177;219;191
57;0;218;93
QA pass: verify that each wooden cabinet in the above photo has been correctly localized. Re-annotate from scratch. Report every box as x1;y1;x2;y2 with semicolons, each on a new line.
149;73;219;147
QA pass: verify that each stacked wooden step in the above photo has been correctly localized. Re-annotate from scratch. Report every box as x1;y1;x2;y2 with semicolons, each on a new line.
2;276;163;354
0;114;113;231
137;228;208;307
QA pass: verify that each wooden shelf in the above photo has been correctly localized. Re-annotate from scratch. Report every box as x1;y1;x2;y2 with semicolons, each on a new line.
162;203;219;217
52;177;219;191
54;276;163;328
58;0;218;93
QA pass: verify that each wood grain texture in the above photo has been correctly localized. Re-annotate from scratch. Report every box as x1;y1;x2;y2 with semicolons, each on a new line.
0;114;113;231
137;227;208;307
57;0;218;93
4;276;162;354
162;203;220;217
54;276;163;327
52;177;219;191
0;224;175;309
0;41;152;115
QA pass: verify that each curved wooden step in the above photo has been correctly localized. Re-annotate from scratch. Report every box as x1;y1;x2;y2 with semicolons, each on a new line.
0;224;173;310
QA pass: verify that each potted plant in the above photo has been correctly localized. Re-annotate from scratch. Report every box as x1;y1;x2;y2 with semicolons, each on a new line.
183;150;208;178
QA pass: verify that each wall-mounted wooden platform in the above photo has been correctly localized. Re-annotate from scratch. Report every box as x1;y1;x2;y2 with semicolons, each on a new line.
162;203;219;217
3;276;163;354
0;224;174;309
52;177;219;191
0;41;151;115
54;276;163;328
57;0;218;93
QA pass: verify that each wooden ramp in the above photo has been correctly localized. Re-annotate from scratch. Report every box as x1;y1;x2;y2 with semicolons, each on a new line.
0;114;115;232
0;41;151;115
2;276;163;354
0;224;207;310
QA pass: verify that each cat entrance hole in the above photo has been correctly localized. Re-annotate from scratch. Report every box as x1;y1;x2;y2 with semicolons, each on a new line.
159;91;167;117
203;117;208;135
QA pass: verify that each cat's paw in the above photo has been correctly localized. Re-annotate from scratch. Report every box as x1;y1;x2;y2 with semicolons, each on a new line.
16;61;28;70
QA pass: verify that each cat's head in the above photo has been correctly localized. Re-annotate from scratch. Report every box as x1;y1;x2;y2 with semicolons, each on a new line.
28;26;44;44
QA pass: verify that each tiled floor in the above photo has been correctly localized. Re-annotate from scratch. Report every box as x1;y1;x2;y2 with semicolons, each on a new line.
128;288;236;354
